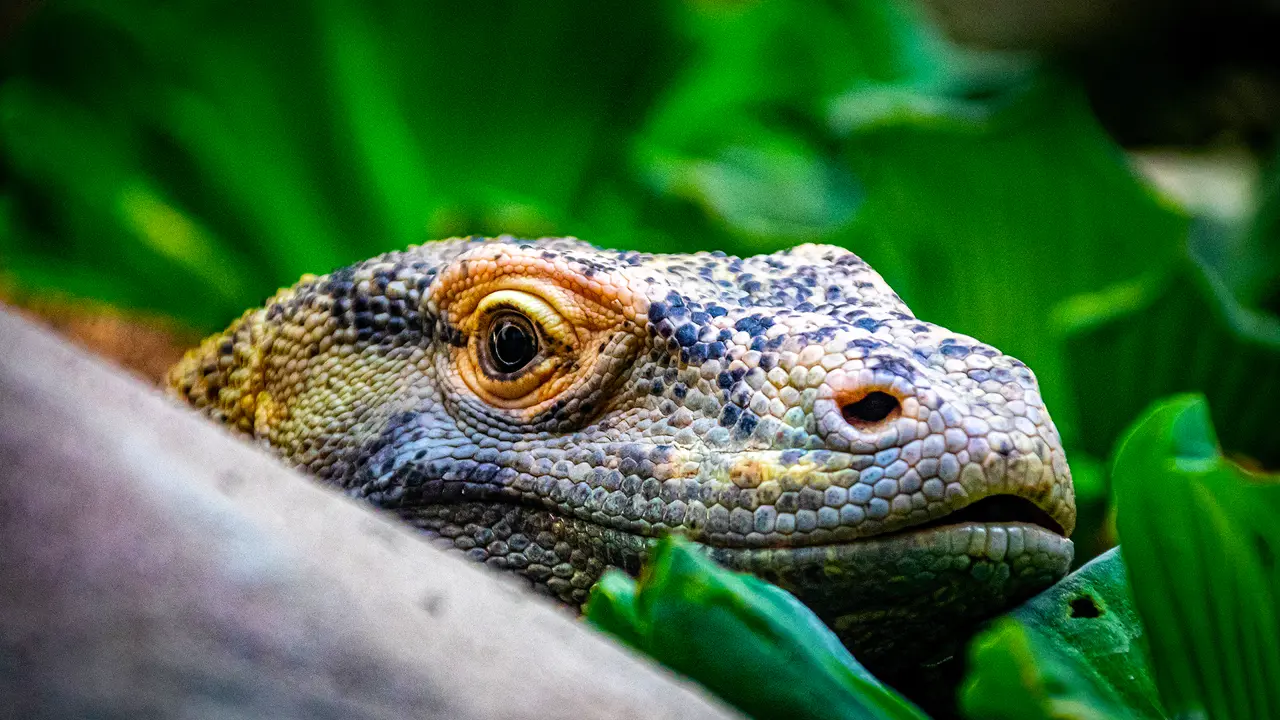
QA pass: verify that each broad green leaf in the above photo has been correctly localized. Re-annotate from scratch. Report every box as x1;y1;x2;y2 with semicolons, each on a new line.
1113;395;1280;719
644;132;861;243
1058;222;1280;469
961;548;1164;719
585;536;927;720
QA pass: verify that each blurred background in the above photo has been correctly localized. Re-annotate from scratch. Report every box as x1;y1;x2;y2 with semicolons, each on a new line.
1;0;1277;565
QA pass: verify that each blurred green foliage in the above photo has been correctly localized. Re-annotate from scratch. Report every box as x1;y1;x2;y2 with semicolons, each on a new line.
4;1;1280;718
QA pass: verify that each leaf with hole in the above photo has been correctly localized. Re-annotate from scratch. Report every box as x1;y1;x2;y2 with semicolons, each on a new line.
961;547;1165;719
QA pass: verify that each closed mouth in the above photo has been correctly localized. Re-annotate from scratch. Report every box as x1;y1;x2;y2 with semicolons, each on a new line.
893;494;1066;538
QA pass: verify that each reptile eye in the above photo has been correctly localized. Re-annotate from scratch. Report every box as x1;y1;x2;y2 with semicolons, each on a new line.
462;288;575;406
485;312;539;375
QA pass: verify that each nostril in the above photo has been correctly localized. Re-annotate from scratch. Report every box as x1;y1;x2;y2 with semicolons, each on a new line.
841;391;900;427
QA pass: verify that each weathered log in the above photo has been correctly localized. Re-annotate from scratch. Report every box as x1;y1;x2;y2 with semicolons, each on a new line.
0;308;738;720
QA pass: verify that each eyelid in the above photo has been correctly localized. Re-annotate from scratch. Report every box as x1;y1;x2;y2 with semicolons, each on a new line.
476;290;574;347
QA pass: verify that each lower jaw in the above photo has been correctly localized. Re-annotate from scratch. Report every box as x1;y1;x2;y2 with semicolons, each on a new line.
400;501;1071;679
710;521;1073;677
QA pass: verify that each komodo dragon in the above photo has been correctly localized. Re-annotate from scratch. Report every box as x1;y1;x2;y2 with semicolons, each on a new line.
168;236;1075;679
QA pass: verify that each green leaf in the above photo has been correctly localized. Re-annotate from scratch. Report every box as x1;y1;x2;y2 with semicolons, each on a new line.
961;548;1165;720
963;618;1138;720
1113;395;1280;719
644;133;861;242
1059;222;1280;469
585;536;928;720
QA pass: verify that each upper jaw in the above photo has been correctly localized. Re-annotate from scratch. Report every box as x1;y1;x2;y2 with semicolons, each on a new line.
664;446;1074;549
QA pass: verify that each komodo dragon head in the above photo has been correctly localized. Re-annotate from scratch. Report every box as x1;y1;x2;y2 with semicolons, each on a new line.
169;236;1074;677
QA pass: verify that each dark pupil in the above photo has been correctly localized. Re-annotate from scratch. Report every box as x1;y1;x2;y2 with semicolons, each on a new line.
490;318;537;373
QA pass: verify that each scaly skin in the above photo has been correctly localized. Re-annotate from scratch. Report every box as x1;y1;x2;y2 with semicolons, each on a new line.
168;236;1075;679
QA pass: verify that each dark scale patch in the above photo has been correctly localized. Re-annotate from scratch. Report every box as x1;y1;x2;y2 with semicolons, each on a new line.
707;342;726;359
674;323;698;347
875;357;916;380
941;344;971;358
852;338;885;351
444;324;467;348
717;372;734;390
734;315;774;337
707;305;727;317
353;312;376;330
733;413;759;440
328;265;357;284
854;317;881;332
671;383;688;400
719;404;741;427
